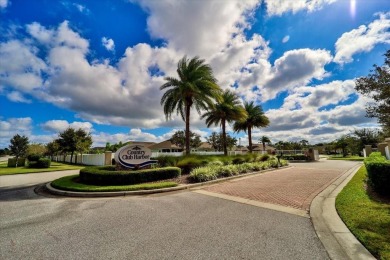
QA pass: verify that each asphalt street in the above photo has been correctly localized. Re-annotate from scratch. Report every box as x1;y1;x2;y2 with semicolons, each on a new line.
0;160;359;260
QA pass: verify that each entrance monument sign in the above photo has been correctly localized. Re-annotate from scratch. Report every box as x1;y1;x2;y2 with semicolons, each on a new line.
115;145;157;169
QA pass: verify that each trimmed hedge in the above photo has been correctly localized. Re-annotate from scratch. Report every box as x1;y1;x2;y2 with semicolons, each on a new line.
364;152;390;196
7;158;26;167
80;166;181;185
27;154;41;161
283;154;309;161
28;158;51;168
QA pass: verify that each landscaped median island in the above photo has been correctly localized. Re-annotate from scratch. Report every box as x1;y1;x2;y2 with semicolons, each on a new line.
336;153;390;259
50;154;288;193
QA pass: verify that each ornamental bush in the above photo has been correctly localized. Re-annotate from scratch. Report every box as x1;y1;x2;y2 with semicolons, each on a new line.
79;166;181;185
27;154;41;161
364;152;390;196
176;157;208;174
7;158;26;167
28;158;51;168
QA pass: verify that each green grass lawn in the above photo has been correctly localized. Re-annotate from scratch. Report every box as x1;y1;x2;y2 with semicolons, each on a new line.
336;165;390;259
51;175;178;192
328;155;365;161
0;161;84;176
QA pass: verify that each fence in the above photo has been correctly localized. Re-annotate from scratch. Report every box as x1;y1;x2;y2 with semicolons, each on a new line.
53;154;105;166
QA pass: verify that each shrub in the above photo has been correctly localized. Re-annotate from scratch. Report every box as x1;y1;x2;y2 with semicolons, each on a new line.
29;158;51;168
232;156;246;165
156;155;178;167
208;160;224;166
284;154;309;161
364;153;390;196
80;166;181;185
7;158;26;167
259;154;270;161
176;157;207;174
27;154;41;161
189;166;218;182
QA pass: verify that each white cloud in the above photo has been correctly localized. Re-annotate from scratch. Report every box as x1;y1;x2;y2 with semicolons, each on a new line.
334;12;390;64
102;37;115;52
282;35;290;43
6;91;31;103
0;117;33;147
41;120;93;133
134;0;259;57
265;0;337;16
0;0;9;9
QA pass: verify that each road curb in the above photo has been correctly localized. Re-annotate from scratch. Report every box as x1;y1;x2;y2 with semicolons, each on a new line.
310;163;376;260
45;166;291;198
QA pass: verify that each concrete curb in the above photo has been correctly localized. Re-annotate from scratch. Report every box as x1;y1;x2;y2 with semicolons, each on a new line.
45;166;291;198
310;163;376;260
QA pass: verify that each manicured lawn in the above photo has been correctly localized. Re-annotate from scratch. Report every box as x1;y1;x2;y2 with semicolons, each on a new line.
328;155;365;161
336;165;390;259
0;161;84;176
51;175;178;192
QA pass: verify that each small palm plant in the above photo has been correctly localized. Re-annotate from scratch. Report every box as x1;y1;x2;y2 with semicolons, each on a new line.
234;101;270;153
160;56;222;155
202;90;247;155
260;136;271;152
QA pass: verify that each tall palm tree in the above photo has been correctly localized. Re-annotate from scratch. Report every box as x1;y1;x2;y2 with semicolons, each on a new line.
233;101;270;153
260;136;271;152
160;56;222;155
202;90;247;155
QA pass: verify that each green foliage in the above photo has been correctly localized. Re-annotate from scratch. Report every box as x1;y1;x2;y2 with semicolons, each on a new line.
27;154;41;161
189;159;288;182
9;134;29;165
155;155;179;167
160;56;222;155
79;166;181;185
176;156;208;174
364;152;390;196
355;50;390;129
27;143;47;157
52;175;178;192
57;127;92;163
7;158;26;167
202;90;247;155
259;153;270;161
206;132;237;152
28;158;51;168
170;130;201;149
336;166;390;259
233;101;269;152
283;154;309;161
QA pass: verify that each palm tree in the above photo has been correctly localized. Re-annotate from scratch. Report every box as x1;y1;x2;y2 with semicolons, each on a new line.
160;56;222;155
202;90;247;155
260;136;271;152
233;101;270;153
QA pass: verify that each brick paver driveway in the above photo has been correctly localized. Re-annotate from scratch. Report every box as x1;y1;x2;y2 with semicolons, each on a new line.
201;160;362;211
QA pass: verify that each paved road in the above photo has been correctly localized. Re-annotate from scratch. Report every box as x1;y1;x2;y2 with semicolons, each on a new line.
0;170;79;191
0;160;360;259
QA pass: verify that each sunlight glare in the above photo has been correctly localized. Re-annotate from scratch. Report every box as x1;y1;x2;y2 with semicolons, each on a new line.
350;0;356;19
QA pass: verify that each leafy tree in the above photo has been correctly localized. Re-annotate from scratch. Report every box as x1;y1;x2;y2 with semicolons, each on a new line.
299;139;309;148
75;129;93;164
0;148;10;156
170;130;201;150
233;101;269;153
336;136;350;157
9;134;29;167
57;128;78;163
355;50;390;130
202;90;247;155
160;56;222;155
27;143;47;157
206;132;237;152
260;136;271;151
46;140;60;159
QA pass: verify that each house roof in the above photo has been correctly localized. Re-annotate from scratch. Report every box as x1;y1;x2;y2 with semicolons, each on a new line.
148;140;182;150
252;144;276;151
129;141;156;147
198;142;213;150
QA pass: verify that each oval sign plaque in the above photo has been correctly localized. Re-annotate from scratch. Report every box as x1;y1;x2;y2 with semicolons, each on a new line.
115;145;157;169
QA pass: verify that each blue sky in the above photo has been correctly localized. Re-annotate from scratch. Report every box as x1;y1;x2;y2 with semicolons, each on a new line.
0;0;389;148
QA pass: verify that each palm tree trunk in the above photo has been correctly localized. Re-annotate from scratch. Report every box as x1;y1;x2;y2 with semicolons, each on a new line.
185;102;191;156
222;119;227;156
263;142;266;152
248;126;252;153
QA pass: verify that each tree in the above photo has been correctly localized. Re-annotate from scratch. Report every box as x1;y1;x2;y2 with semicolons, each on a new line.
336;136;350;157
299;139;309;148
233;101;269;153
260;136;271;151
355;50;390;131
170;130;201;150
202;90;247;155
9;134;29;167
57;128;78;163
206;132;237;152
27;143;47;157
352;128;381;152
46;140;60;159
160;56;222;155
75;129;93;164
